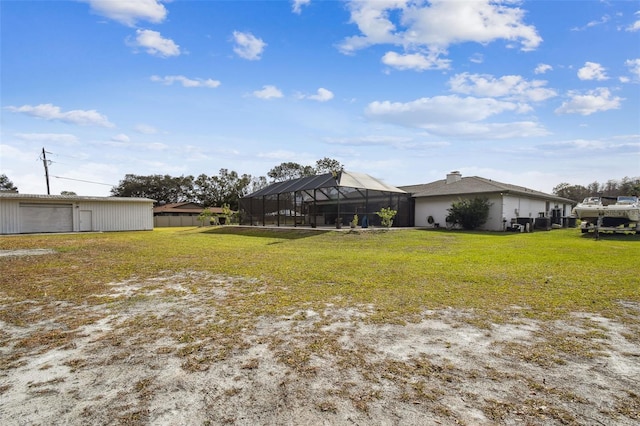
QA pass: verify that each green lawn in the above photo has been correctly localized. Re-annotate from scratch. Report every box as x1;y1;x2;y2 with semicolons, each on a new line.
1;226;638;323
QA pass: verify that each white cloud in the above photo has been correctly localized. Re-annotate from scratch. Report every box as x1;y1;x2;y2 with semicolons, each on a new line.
134;124;158;134
426;121;549;139
448;73;557;102
339;0;541;56
14;133;79;144
292;0;311;14
325;135;449;150
571;14;610;31
232;31;266;60
132;29;180;57
381;51;450;71
150;75;221;88
5;103;114;127
253;85;283;100
258;149;299;160
625;58;640;81
362;92;551;139
306;88;334;102
142;142;168;151
111;134;130;143
540;136;640;154
555;88;623;115
626;12;640;32
469;53;484;64
534;63;552;74
84;0;167;26
365;95;524;127
577;62;608;81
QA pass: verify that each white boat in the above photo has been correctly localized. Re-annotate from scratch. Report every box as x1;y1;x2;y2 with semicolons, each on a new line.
573;196;640;228
572;197;604;222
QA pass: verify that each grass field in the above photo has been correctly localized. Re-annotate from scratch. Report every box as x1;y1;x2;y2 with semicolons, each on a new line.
1;227;639;424
1;226;638;320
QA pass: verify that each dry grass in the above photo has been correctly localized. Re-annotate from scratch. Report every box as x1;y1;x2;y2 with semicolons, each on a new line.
1;227;639;425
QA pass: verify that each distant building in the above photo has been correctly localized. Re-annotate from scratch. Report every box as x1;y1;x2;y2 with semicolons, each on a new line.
0;193;154;234
400;171;575;231
153;202;224;227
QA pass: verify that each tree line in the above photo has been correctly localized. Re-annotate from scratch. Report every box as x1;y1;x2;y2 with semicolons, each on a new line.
111;157;343;209
552;176;640;203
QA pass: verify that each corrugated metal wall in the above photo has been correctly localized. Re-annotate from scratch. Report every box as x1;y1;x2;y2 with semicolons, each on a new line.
0;198;154;234
0;199;20;234
77;201;153;232
19;203;73;233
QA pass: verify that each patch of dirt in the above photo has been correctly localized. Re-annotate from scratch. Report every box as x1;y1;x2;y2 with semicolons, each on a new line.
1;272;639;425
0;249;56;257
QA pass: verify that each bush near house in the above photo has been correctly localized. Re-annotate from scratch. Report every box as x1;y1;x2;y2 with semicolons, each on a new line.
446;197;491;230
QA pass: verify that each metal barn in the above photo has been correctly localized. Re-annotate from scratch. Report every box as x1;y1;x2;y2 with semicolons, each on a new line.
240;171;413;228
0;193;155;234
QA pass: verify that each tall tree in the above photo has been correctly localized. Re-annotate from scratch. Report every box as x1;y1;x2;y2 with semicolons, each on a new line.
267;162;315;182
586;181;601;195
315;157;344;175
193;169;253;210
0;174;18;192
247;176;268;194
620;176;640;196
211;168;252;210
552;183;590;203
267;158;343;182
193;173;215;206
111;174;194;204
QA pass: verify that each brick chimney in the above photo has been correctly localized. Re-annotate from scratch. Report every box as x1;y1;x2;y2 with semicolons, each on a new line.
446;171;462;184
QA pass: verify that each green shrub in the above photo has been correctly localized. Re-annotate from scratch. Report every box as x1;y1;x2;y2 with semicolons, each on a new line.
376;207;397;228
446;197;491;230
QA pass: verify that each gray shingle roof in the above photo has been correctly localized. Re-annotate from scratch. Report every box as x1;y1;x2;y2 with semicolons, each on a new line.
400;176;574;204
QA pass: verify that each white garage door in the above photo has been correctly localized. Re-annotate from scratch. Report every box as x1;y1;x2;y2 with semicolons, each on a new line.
20;203;73;233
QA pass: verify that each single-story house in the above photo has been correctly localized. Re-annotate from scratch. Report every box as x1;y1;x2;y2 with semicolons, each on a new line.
400;171;575;231
0;192;154;234
153;202;225;227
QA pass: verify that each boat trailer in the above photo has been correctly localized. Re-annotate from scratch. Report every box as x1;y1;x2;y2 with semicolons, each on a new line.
580;213;639;237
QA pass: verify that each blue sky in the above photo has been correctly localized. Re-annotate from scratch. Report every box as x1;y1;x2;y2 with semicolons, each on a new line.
1;0;638;197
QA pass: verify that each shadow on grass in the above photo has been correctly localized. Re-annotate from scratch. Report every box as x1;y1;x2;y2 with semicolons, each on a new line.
416;227;640;241
202;226;331;240
579;232;640;242
415;228;535;237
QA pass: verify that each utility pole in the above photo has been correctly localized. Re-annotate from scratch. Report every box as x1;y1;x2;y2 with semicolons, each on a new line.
40;147;51;195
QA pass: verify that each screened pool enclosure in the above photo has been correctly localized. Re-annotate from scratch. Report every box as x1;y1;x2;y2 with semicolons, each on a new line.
240;171;413;228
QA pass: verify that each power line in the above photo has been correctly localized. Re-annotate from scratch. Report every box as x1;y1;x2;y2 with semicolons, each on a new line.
53;176;115;187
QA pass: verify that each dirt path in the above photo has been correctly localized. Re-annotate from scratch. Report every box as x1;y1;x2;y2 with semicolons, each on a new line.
1;272;639;425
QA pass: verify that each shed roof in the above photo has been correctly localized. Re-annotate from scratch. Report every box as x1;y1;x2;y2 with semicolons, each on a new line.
0;193;155;203
400;176;574;204
245;171;405;198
